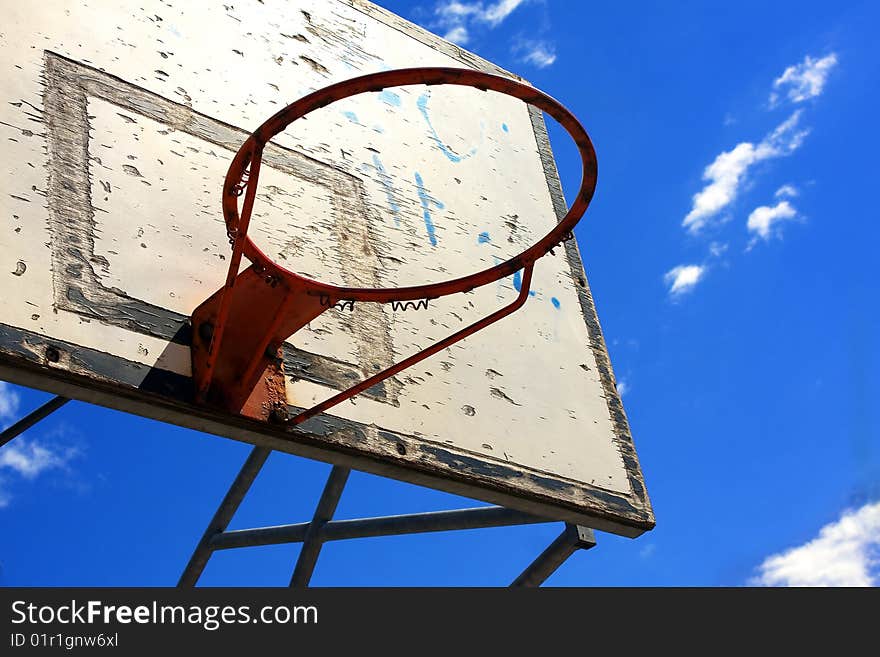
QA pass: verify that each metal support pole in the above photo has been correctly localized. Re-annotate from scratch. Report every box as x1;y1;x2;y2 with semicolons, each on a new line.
510;524;596;587
289;465;350;588
0;396;69;448
210;506;548;550
178;445;272;587
176;446;595;587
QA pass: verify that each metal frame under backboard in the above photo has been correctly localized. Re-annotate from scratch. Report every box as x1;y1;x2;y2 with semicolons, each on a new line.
2;395;596;587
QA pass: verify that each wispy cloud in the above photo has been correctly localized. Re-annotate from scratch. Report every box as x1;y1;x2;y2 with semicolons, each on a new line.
670;53;835;298
682;110;808;234
750;501;880;586
746;200;798;244
443;25;470;45
664;264;706;297
770;53;838;106
0;436;80;508
435;0;528;26
0;384;82;508
708;241;728;257
514;39;557;68
435;0;482;19
616;379;629;397
774;184;798;199
481;0;528;26
430;1;555;67
0;439;76;479
0;381;20;422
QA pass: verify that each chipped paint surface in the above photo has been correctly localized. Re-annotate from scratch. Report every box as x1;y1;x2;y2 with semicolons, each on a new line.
0;0;652;533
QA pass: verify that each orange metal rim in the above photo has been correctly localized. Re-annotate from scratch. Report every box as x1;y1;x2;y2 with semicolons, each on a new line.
222;67;597;303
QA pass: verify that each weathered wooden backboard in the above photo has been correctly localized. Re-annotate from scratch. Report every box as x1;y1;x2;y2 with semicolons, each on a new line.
0;0;653;536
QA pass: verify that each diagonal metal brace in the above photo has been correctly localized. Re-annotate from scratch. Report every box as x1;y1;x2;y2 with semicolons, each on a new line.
178;446;271;587
510;524;596;587
289;466;351;588
0;395;69;449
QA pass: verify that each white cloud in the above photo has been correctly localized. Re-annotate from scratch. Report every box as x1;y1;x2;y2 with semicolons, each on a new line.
708;241;728;257
443;25;470;45
0;381;20;422
0;436;80;507
434;0;528;28
0;439;75;479
432;1;535;52
770;53;838;106
517;41;556;68
481;0;527;26
0;388;81;506
747;200;798;241
774;184;798;198
430;2;554;67
664;264;706;297
682;110;808;234
766;109;809;149
616;379;629;397
750;501;880;587
435;1;482;20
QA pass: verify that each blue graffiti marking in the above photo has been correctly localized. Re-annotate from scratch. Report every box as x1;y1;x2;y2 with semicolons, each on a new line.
414;172;444;246
481;237;553;305
502;123;509;133
378;90;401;107
513;270;537;297
483;233;556;307
417;91;479;163
372;154;401;225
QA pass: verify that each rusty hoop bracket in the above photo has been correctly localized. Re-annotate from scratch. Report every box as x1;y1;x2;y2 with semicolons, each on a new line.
191;67;597;422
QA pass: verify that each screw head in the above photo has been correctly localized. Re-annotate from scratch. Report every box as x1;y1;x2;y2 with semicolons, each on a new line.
269;403;289;423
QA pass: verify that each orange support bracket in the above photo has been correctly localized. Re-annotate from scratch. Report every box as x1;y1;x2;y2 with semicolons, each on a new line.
190;263;535;425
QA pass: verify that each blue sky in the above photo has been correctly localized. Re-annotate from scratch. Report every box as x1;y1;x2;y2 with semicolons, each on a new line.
2;0;879;586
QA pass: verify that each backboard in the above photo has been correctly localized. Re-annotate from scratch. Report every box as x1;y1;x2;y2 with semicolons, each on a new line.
0;0;653;536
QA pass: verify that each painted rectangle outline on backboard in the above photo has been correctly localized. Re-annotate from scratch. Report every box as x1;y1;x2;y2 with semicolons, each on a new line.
40;50;399;406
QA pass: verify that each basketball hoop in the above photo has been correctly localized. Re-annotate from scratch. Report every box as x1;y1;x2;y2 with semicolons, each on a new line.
191;67;597;423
